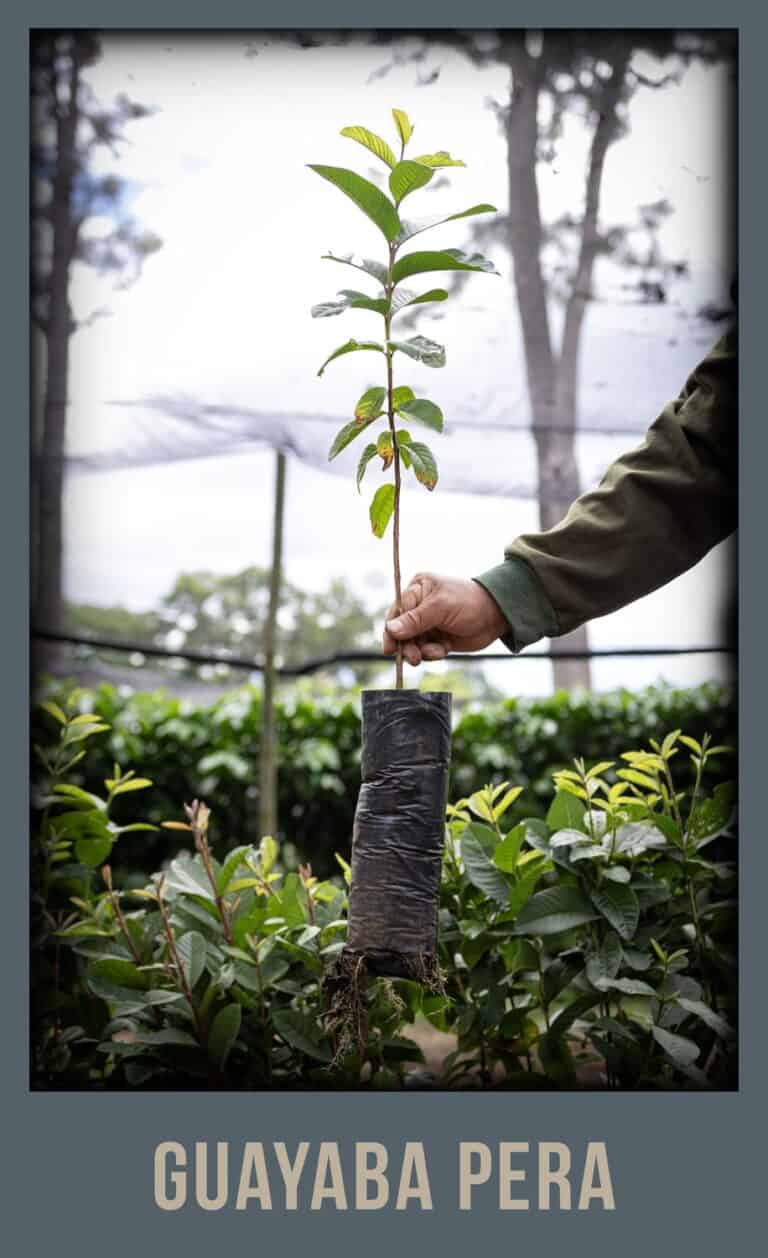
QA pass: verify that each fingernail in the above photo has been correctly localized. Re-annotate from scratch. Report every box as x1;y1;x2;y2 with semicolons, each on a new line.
386;617;403;633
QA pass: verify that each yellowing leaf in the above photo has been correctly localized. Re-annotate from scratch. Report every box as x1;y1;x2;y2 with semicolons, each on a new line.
369;484;396;538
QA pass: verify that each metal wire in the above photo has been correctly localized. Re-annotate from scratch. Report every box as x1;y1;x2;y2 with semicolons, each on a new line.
31;628;736;677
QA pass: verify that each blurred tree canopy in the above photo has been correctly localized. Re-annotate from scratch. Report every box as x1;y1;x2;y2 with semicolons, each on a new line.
31;32;162;646
358;28;735;688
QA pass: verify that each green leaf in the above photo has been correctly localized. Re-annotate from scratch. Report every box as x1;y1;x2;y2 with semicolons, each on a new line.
317;338;385;378
390;335;446;368
136;1028;199;1048
676;997;734;1039
394;397;444;432
340;124;397;169
321;252;388;285
272;1007;332;1062
546;789;586;832
391;385;415;409
493;823;526;873
307;164;400;241
652;1025;700;1068
586;931;623;986
76;834;114;868
89;957;149;990
595;977;656;997
40;700;67;724
690;782;736;845
460;823;511;904
311;290;388;319
52;783;106;810
398;203;497;244
392;108;413;147
407;440;438;490
590;883;640;941
369;484;395;538
389;159;433;205
412;150;466;168
391;287;448;315
163;856;216;902
506;865;547;917
512;885;599;935
216;846;251;894
392;247;498;285
356;443;378;491
176;931;207;987
208;1003;242;1069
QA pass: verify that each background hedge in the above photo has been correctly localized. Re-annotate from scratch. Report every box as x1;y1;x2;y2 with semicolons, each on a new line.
34;680;736;879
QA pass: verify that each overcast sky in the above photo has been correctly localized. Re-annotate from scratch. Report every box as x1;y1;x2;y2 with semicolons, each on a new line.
58;33;736;695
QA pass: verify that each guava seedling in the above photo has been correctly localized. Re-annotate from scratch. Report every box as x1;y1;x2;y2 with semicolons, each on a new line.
308;108;498;686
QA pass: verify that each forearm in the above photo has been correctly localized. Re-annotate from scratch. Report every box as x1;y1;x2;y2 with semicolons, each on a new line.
475;330;738;651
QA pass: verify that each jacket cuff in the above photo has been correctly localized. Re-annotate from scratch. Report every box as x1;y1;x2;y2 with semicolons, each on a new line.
473;557;560;653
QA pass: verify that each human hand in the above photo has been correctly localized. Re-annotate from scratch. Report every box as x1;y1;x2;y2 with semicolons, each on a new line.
382;572;509;666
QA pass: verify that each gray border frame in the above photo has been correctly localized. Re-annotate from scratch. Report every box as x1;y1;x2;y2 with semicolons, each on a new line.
8;4;760;1251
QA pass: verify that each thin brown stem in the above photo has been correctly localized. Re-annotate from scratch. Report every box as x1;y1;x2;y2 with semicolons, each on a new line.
103;867;143;967
384;241;404;689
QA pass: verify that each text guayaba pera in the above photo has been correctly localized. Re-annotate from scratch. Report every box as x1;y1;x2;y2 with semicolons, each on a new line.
154;1140;615;1212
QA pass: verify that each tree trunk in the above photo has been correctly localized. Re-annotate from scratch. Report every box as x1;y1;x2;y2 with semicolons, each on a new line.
34;40;82;673
259;449;286;840
548;47;630;690
503;38;592;690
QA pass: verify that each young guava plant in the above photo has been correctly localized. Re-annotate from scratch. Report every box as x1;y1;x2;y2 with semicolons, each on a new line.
308;108;498;687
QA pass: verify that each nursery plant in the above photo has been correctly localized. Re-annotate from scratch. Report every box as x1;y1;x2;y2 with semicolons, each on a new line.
308;107;497;689
32;699;736;1091
307;109;499;987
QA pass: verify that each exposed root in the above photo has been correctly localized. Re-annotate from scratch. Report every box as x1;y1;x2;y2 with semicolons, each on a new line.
322;947;446;1070
322;948;369;1065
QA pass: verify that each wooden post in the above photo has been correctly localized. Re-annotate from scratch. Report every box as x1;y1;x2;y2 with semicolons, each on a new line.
259;449;286;840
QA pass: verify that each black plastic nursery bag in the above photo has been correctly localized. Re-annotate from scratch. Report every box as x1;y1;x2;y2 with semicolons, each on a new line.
344;689;452;978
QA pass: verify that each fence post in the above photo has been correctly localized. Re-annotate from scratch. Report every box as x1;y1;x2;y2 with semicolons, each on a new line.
259;449;286;841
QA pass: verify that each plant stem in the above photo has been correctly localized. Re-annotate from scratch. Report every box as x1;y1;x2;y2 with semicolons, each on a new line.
384;241;403;690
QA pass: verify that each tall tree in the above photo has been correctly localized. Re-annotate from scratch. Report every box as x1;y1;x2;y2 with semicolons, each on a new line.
31;33;162;642
365;29;734;688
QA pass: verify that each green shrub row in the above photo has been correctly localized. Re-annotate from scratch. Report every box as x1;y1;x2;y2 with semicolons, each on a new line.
32;680;735;880
32;698;737;1091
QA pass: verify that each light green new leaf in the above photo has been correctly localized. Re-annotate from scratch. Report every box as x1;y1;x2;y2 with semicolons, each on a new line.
412;150;466;168
307;165;400;242
356;443;378;491
398;204;497;244
370;483;396;537
208;1003;242;1070
392;107;413;147
392;247;498;284
340;124;397;169
321;252;388;284
389;159;433;205
328;418;377;461
390;335;446;368
317;338;385;377
408;440;438;490
311;289;388;318
395;397;444;432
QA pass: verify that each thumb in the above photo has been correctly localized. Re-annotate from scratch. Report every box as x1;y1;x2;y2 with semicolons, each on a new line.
386;594;444;639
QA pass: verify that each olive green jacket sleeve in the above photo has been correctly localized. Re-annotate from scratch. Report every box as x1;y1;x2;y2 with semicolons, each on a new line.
474;328;738;652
